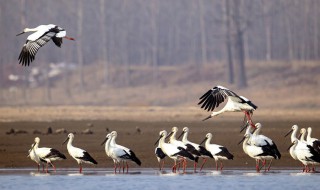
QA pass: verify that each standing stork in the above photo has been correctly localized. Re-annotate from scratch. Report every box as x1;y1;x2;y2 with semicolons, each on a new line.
108;131;141;173
27;143;45;172
249;123;281;171
16;24;75;66
239;134;278;172
177;127;213;172
198;85;257;128
306;127;320;154
31;137;66;173
167;127;200;171
63;133;97;173
155;130;195;173
199;133;233;171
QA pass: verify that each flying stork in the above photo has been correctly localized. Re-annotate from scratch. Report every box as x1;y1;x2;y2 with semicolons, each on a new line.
198;85;257;128
16;24;75;66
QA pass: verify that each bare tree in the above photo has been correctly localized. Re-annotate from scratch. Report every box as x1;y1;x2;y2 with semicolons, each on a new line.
232;0;247;88
223;0;234;84
100;0;109;85
77;0;85;91
198;0;208;65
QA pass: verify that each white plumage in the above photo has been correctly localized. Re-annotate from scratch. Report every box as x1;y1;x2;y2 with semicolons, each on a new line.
27;143;44;172
240;134;278;172
155;130;195;173
31;137;66;173
249;123;281;171
200;133;233;171
288;139;320;172
178;127;212;171
198;85;257;128
107;131;141;173
306;127;320;154
63;133;97;173
16;24;75;66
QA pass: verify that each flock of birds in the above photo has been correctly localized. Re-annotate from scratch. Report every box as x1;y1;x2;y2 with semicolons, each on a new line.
18;24;319;173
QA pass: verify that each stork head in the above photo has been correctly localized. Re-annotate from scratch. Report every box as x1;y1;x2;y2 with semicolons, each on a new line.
16;28;36;36
62;133;74;145
101;133;111;146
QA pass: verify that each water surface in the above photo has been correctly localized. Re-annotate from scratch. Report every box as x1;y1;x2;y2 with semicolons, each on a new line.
0;168;318;190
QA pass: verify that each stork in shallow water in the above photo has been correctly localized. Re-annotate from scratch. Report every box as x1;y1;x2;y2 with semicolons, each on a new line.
63;133;97;173
31;137;66;173
16;24;75;66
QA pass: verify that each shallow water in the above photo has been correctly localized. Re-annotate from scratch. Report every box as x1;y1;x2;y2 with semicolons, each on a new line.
0;168;318;190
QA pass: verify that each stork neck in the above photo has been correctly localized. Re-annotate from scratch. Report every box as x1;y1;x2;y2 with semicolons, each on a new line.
182;132;188;142
25;27;38;32
33;142;39;149
242;137;249;150
291;129;298;143
300;131;306;142
110;136;116;146
67;137;73;147
205;137;211;147
307;128;312;141
170;131;177;141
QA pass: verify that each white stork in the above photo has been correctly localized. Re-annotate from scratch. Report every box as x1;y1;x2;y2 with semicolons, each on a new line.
306;127;320;154
63;133;97;173
177;127;213;172
31;137;66;173
155;130;195;173
198;85;257;128
199;133;233;171
108;131;141;173
167;127;199;171
239;133;278;172
27;143;45;172
288;139;320;173
155;141;167;171
16;24;75;66
249;123;281;171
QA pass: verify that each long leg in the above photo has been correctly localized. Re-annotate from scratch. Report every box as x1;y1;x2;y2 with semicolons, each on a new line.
256;159;260;172
244;111;255;128
267;159;273;171
79;163;82;173
200;158;207;171
126;162;129;173
220;161;224;171
160;159;165;171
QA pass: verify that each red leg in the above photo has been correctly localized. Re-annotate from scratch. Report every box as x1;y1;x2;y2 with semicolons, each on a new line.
220;161;224;171
256;160;260;172
194;161;197;172
267;159;273;171
114;163;117;173
200;158;207;171
46;163;49;173
244;111;255;128
161;160;165;171
79;164;82;173
126;162;129;173
37;164;40;172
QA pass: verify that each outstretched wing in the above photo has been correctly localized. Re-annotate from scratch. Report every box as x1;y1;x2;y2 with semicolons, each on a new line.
18;27;60;66
198;85;240;111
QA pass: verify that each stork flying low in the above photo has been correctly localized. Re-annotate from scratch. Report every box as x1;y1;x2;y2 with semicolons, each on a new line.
198;85;257;128
17;24;75;66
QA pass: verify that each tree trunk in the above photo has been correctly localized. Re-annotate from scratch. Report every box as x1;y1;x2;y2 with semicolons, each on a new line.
198;0;207;65
224;0;234;84
77;0;85;91
233;0;247;88
100;0;109;85
151;0;159;84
